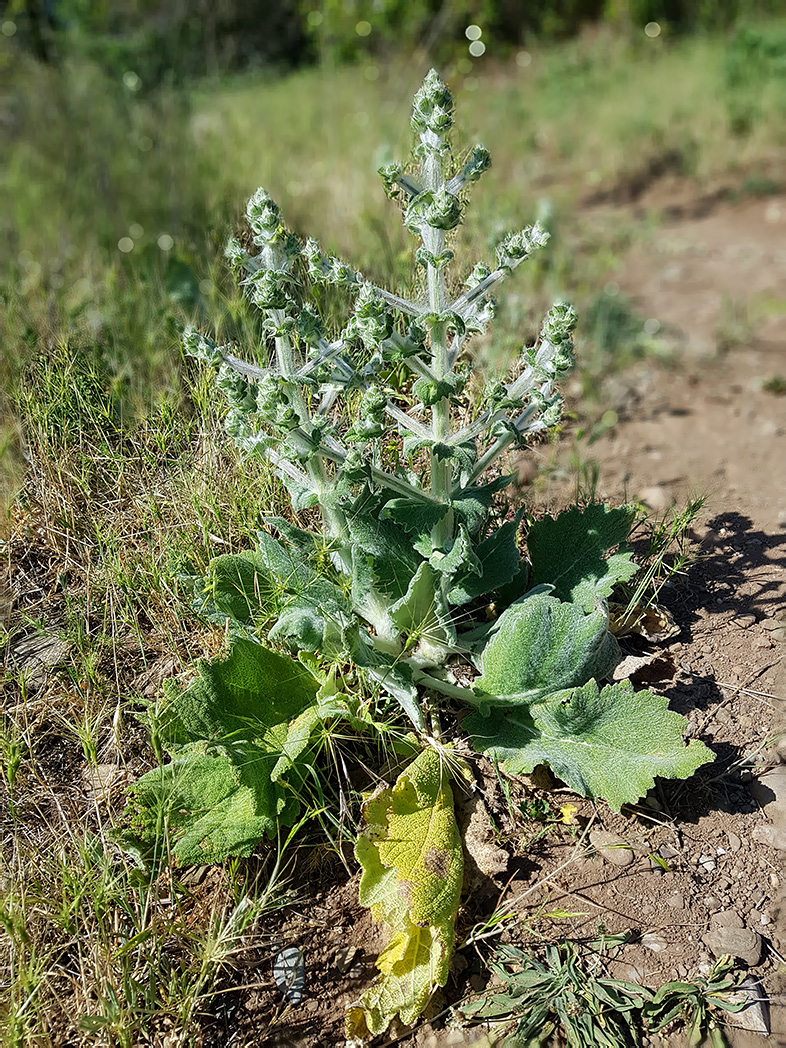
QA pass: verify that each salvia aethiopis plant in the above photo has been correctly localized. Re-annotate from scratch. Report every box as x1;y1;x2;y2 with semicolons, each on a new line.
125;71;712;1040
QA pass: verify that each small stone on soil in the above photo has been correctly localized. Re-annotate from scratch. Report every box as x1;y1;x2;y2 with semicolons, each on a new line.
753;635;774;649
753;823;786;850
641;932;668;953
335;946;357;974
709;910;744;930
702;926;763;966
589;829;634;866
723;978;771;1036
747;764;786;811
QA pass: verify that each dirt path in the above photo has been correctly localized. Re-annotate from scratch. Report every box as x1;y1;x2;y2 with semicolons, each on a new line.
536;189;786;1045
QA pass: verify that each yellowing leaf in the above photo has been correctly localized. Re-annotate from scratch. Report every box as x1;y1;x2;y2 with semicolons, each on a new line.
346;748;463;1040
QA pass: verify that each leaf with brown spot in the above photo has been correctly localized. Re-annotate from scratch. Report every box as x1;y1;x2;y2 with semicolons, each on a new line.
347;748;463;1039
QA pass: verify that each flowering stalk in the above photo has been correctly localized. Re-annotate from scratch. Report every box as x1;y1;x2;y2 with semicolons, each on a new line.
184;69;576;714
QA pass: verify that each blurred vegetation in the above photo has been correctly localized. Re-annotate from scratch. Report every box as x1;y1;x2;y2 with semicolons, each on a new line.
3;0;784;84
723;22;786;134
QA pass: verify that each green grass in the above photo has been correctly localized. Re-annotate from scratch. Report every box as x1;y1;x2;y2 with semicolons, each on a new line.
2;18;785;1043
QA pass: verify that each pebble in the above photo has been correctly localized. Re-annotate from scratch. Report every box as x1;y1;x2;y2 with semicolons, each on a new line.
703;896;721;912
753;823;786;850
747;764;786;812
666;894;684;910
589;829;635;867
639;485;668;511
753;635;774;650
726;831;742;853
702;927;762;966
761;614;786;642
710;910;744;930
335;946;358;974
699;854;717;873
658;844;680;860
641;932;668;953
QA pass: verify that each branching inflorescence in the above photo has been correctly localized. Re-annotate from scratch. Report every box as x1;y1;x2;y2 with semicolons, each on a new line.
184;70;575;719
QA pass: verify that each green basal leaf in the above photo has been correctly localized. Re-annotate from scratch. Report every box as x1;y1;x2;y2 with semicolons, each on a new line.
264;516;337;560
475;591;619;704
380;499;448;557
254;530;314;589
527;503;639;612
124;638;353;864
346;513;422;603
448;514;523;606
268;603;327;653
207;551;280;627
465;679;714;811
346;748;463;1039
280;472;320;512
430;524;481;582
452;475;513;536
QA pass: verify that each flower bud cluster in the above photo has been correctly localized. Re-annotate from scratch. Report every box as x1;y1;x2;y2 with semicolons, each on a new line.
497;224;550;271
246;188;283;246
453;145;492;188
344;284;394;350
411;68;454;140
304;239;361;288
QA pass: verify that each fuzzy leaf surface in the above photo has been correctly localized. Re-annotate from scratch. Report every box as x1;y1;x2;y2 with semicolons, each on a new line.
126;638;350;864
527;503;638;611
465;679;713;811
380;499;448;555
448;515;522;606
452;475;512;536
207;552;279;626
347;513;421;602
390;561;456;661
475;592;619;703
346;748;463;1039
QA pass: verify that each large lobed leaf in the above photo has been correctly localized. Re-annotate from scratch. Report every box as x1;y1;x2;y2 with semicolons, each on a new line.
465;679;714;811
527;503;639;611
475;591;619;704
346;748;464;1039
125;638;354;865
